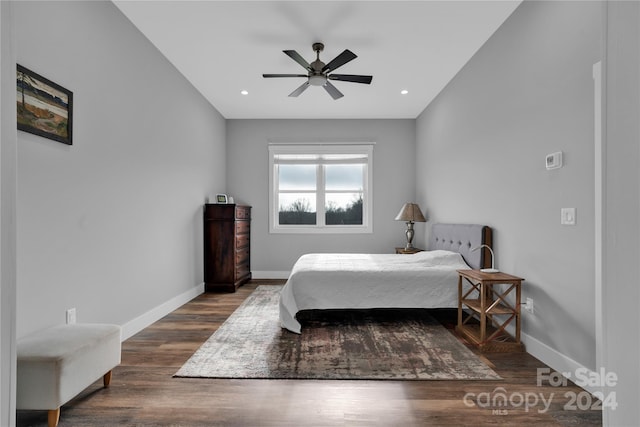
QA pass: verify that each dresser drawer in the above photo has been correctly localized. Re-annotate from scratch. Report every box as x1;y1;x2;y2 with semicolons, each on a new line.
236;233;250;248
235;206;251;220
236;262;250;280
236;247;250;264
235;220;250;235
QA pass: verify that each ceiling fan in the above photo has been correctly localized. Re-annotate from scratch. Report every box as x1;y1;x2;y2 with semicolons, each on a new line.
263;42;373;100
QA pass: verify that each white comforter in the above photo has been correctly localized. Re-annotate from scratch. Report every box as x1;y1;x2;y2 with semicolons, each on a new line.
279;250;469;333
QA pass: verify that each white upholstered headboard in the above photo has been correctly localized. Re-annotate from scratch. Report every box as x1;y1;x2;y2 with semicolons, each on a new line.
427;223;493;270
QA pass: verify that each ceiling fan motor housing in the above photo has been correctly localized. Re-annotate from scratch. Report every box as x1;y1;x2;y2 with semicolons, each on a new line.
310;59;325;72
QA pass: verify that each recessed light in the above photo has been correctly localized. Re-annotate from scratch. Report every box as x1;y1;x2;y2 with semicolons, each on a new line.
240;90;249;95
400;89;409;95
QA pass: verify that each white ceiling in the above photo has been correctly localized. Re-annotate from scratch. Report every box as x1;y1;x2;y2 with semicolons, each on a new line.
114;1;521;119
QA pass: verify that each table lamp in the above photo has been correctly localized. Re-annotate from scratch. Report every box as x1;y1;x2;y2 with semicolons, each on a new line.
471;244;499;273
394;203;426;250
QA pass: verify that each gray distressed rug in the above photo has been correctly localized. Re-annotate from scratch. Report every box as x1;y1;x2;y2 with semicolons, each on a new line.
175;285;500;380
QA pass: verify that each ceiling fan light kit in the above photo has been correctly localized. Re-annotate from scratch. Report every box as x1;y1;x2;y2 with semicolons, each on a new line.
263;42;373;100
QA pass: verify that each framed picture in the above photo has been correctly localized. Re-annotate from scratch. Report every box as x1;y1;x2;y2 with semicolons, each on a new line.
16;64;73;145
216;194;228;204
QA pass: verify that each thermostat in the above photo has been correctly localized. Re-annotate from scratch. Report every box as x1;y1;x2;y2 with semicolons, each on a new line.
546;152;563;170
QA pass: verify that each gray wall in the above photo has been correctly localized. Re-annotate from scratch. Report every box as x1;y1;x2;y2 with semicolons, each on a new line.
14;1;226;338
416;1;601;370
226;119;416;274
602;1;640;424
1;2;17;425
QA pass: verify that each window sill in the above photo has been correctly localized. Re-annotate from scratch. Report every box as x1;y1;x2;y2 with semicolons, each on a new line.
270;226;373;234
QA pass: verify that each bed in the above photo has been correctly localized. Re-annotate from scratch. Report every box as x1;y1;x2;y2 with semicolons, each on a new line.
279;223;493;333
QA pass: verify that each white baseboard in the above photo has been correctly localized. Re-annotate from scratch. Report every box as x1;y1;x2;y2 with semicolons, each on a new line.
522;331;599;395
121;282;204;341
252;271;290;280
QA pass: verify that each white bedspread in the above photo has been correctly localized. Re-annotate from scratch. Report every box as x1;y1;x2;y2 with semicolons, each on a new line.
279;250;469;333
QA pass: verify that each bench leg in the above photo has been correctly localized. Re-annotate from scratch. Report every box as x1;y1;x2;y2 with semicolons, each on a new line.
103;370;112;387
44;372;111;427
48;408;60;427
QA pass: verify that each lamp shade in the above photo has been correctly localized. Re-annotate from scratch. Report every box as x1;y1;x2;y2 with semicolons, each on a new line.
394;203;426;222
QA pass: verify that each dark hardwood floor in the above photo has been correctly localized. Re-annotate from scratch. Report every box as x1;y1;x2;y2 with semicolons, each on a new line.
17;280;602;426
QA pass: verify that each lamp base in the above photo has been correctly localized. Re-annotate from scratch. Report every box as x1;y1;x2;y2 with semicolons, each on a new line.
480;268;499;273
404;222;415;251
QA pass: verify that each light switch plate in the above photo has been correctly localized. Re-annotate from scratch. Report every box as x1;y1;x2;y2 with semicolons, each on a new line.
546;152;563;170
561;208;576;225
66;308;77;324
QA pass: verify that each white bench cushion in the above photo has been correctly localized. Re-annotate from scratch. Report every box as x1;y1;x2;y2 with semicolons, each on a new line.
17;323;121;410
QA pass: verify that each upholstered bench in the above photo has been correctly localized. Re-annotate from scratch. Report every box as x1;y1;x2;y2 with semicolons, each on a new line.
17;323;121;427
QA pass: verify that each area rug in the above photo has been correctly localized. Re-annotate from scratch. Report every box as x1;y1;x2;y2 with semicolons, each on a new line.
174;285;500;380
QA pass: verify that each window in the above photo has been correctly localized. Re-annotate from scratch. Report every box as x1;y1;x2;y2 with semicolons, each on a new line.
269;143;374;234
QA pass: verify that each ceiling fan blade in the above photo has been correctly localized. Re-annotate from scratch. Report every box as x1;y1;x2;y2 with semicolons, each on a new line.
323;81;344;100
263;74;308;78
288;81;310;97
283;50;312;71
321;49;357;73
328;74;373;84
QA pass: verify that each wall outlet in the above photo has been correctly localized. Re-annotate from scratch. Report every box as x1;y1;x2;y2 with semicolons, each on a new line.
524;298;534;314
66;308;77;324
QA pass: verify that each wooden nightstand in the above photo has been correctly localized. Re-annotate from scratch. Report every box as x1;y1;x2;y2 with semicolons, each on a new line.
395;247;423;254
455;269;524;352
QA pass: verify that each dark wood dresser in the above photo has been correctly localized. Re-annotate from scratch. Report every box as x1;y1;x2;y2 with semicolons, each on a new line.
203;204;251;292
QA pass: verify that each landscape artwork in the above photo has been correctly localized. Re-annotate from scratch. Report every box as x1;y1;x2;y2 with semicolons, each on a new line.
17;64;73;145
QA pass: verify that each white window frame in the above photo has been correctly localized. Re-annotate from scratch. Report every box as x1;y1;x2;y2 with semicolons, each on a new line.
269;143;374;234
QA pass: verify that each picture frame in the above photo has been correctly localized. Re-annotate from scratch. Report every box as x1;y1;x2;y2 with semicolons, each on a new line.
216;194;228;204
16;64;73;145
